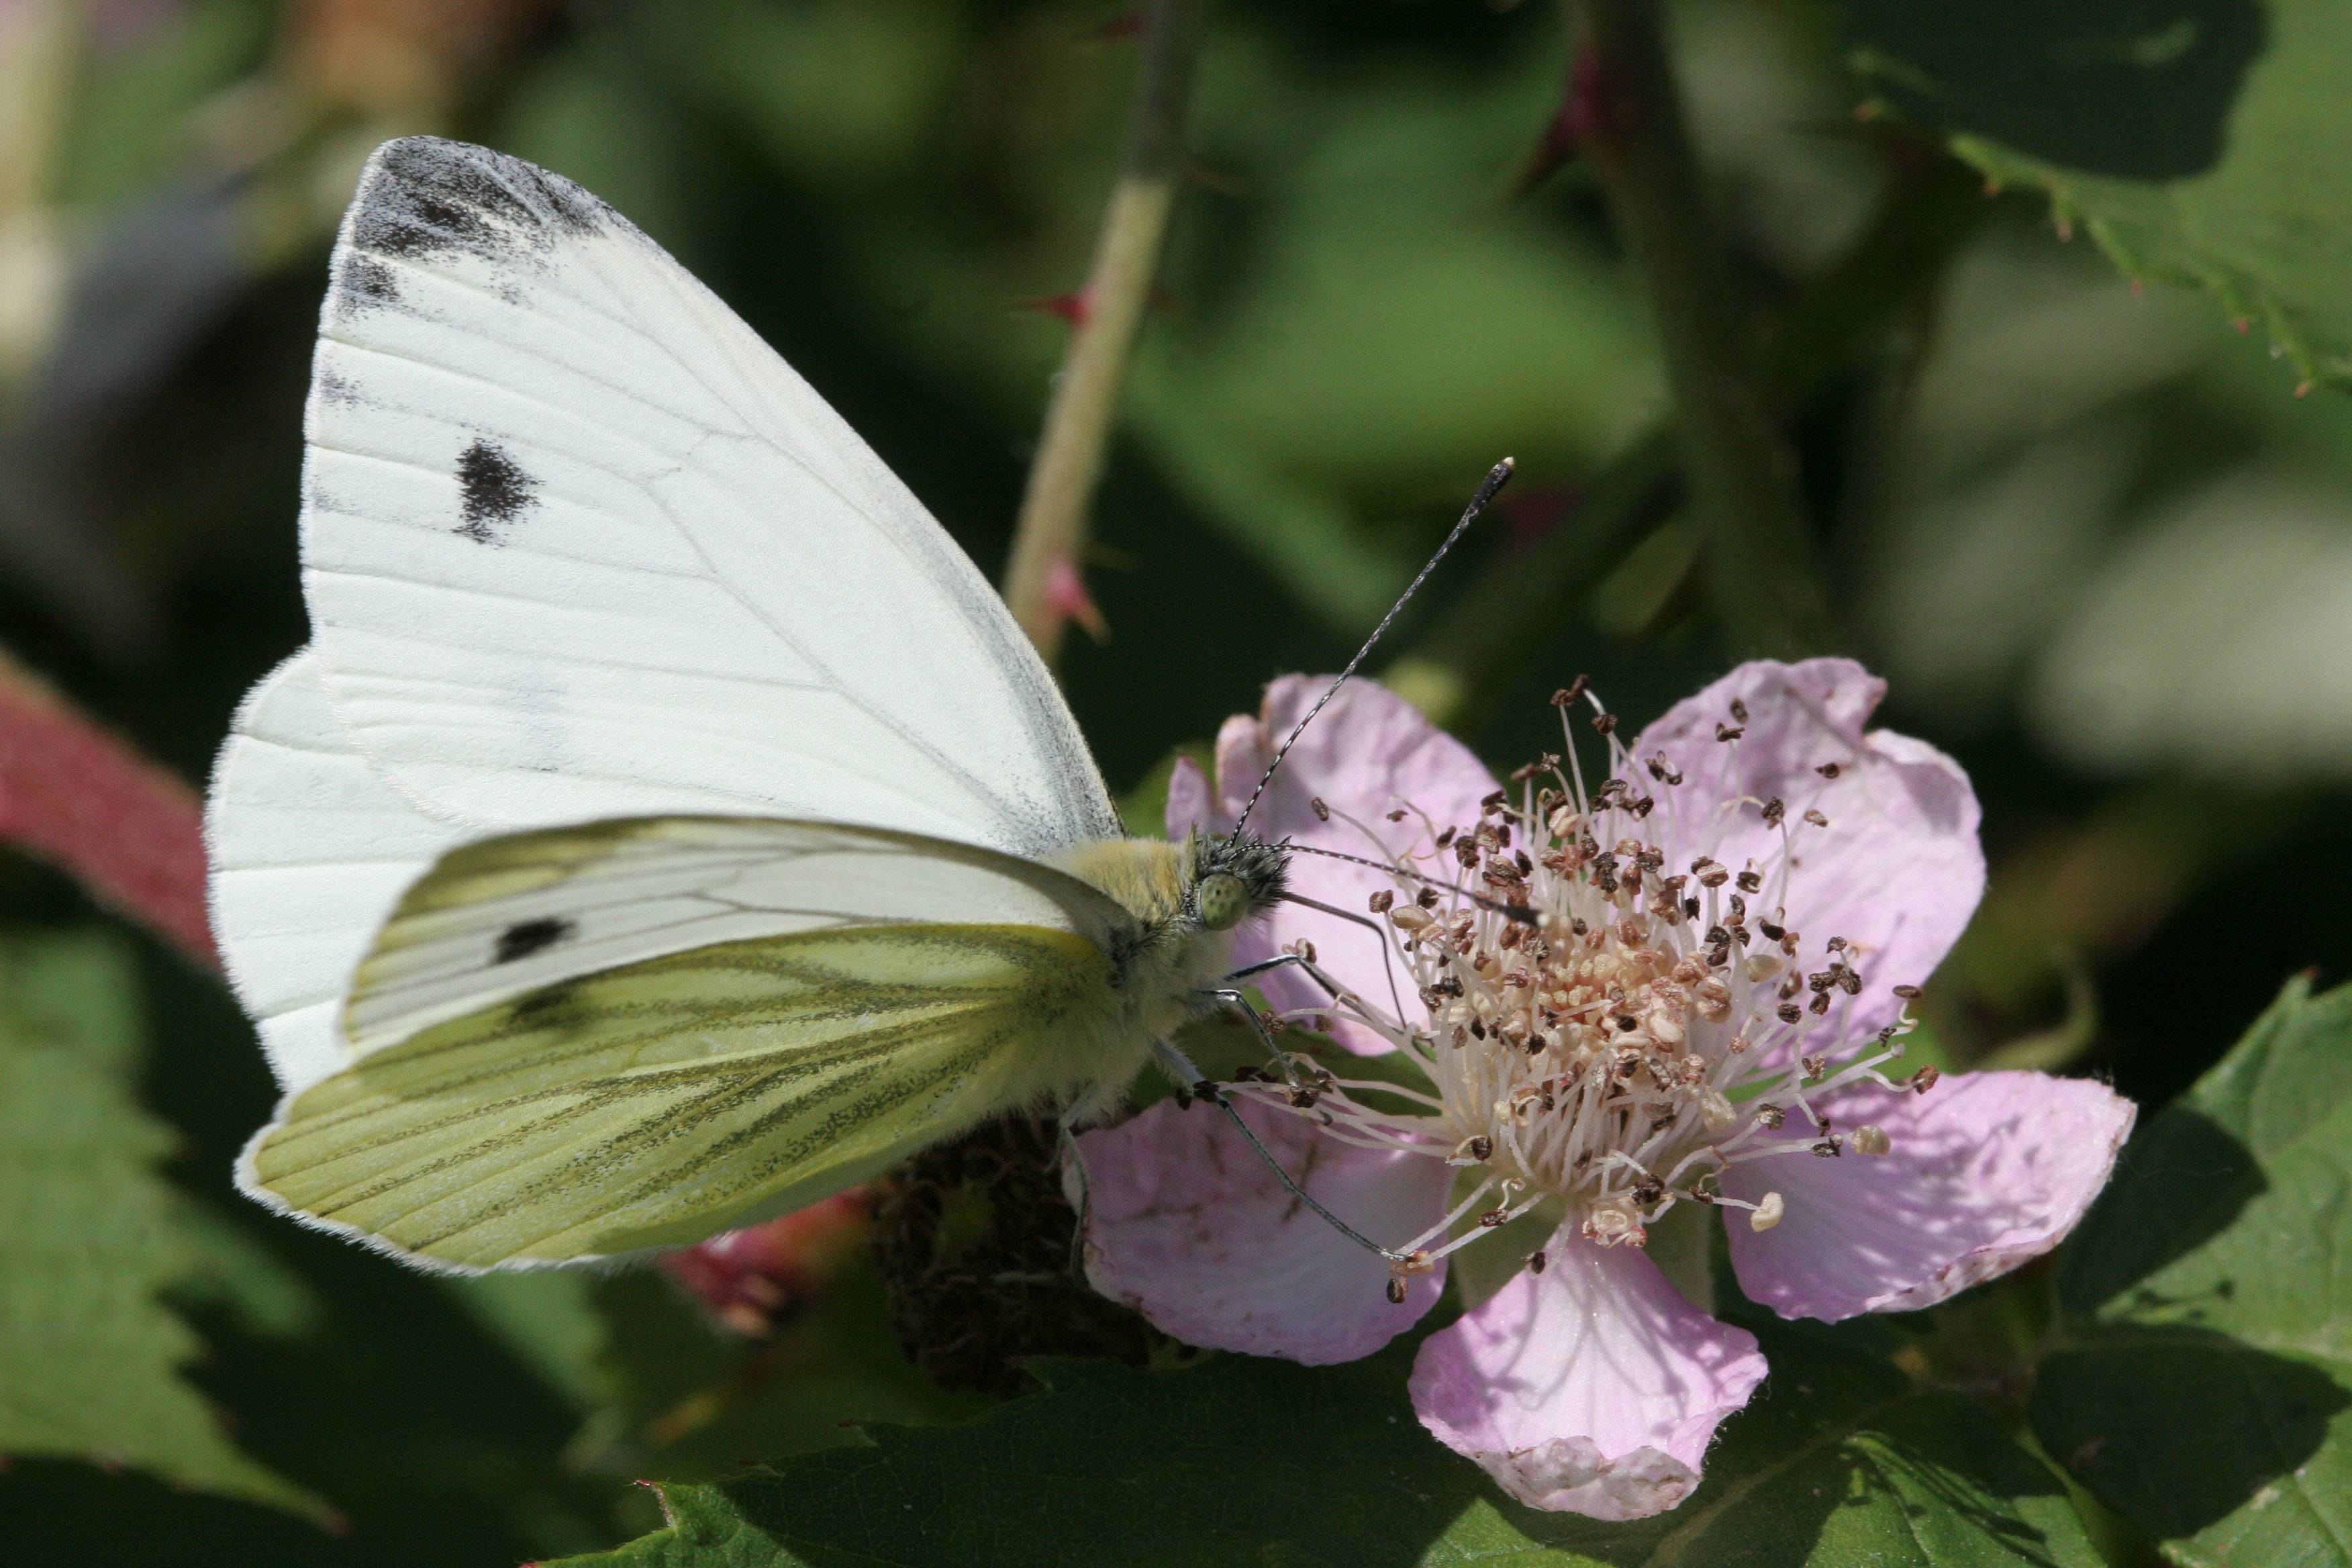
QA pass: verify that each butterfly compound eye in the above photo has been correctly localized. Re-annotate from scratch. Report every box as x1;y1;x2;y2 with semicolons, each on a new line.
1195;871;1251;932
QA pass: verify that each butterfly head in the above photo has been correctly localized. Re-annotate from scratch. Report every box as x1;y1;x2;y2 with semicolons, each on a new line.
1189;832;1289;933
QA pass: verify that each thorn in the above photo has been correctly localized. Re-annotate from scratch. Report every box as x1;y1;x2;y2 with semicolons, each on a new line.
1045;554;1111;642
2129;278;2145;297
1512;41;1610;197
1853;99;1879;123
2053;214;2073;242
1512;109;1581;197
1089;5;1146;41
1501;485;1576;549
1016;285;1176;328
2235;317;2253;334
1020;289;1093;327
2296;379;2314;398
1982;177;2003;197
1181;158;1250;197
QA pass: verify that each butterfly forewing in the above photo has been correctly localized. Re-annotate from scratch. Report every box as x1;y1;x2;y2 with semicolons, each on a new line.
339;816;1134;1056
247;922;1118;1269
300;136;1116;857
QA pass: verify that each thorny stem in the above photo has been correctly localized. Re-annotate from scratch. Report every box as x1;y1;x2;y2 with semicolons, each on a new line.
1385;147;1986;728
0;648;217;970
1001;0;1207;665
1572;0;1830;658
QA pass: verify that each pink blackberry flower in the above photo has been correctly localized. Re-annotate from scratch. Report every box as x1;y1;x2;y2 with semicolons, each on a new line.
1072;659;2135;1520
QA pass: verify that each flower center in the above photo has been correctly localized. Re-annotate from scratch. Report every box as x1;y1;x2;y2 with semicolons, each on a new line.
1228;685;1939;1285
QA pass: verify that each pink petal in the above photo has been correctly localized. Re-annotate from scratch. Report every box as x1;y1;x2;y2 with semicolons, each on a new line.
1411;1234;1766;1520
1166;754;1216;836
1071;1095;1451;1365
1167;676;1500;1055
1633;658;1984;1045
1723;1069;2136;1322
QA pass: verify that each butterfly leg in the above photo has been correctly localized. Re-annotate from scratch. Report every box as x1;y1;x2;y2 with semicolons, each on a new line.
1223;950;1365;1014
1056;1110;1093;1281
1199;985;1314;1091
1149;1038;1402;1263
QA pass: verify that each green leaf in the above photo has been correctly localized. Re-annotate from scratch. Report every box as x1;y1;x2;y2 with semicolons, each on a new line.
2032;973;2352;1567
0;931;324;1520
1836;0;2352;388
570;1264;992;1485
556;1320;2100;1568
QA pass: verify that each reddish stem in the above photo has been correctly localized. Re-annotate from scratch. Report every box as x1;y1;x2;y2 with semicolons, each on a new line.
0;652;217;970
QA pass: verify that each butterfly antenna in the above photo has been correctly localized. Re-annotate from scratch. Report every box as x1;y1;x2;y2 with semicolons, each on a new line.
1228;457;1515;838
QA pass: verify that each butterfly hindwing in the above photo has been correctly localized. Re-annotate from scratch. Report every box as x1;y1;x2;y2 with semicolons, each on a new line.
244;920;1119;1270
239;816;1152;1271
205;650;462;1093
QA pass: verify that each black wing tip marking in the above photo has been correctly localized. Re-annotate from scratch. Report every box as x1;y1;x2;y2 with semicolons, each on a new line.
333;252;401;313
456;439;540;543
333;136;614;315
495;916;577;965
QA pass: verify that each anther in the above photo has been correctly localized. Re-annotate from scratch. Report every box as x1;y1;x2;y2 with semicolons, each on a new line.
1852;1124;1892;1157
1749;1192;1784;1231
1730;697;1749;722
1816;762;1841;779
1369;890;1395;914
1910;1065;1941;1094
1310;796;1331;822
1526;1248;1548;1273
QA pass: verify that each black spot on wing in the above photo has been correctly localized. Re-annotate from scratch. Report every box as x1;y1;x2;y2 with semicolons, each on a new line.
348;137;614;273
495;916;576;965
456;440;539;543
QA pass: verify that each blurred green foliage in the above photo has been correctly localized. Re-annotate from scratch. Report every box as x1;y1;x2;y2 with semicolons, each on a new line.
5;0;2352;1562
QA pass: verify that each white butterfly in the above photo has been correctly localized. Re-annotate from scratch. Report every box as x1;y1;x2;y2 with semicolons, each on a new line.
205;138;1318;1273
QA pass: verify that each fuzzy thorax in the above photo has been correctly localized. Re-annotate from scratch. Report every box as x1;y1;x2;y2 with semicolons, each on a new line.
1048;832;1289;1091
